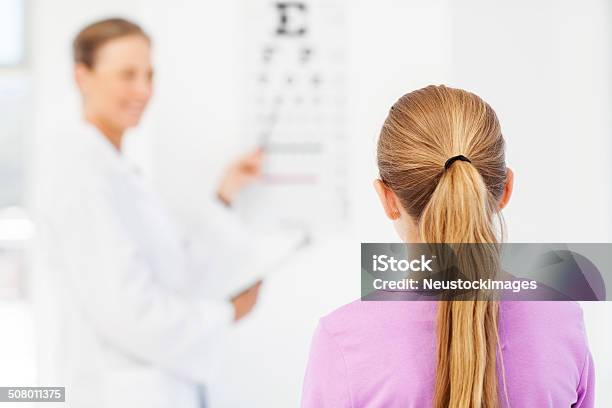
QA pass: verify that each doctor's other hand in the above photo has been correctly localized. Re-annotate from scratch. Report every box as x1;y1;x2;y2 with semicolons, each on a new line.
217;148;264;206
231;280;262;321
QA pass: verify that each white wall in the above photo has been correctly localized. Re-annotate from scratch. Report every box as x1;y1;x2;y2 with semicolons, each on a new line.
23;0;612;407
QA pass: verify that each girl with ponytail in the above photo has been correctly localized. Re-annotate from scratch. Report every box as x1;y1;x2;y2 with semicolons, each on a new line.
302;85;594;407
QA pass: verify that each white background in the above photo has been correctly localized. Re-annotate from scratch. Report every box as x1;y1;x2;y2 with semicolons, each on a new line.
1;0;610;407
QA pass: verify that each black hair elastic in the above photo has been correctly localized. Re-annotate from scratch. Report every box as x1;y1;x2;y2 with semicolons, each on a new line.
444;155;471;170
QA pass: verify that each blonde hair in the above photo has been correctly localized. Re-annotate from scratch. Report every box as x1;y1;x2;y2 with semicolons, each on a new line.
377;85;507;407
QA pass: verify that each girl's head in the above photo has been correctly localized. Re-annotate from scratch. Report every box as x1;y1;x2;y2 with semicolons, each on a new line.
73;18;153;136
374;85;514;407
375;85;513;243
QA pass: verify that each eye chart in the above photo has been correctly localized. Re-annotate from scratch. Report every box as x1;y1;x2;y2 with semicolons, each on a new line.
236;0;349;232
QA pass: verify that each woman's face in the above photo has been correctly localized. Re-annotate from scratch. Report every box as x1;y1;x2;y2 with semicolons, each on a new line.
76;34;153;133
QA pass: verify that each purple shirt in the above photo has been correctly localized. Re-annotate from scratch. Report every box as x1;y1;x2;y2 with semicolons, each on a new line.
302;301;594;407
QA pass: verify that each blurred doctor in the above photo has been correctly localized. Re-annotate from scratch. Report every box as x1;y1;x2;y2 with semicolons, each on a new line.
33;18;263;408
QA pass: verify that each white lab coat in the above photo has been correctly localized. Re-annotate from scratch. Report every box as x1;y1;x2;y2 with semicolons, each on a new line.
31;121;257;408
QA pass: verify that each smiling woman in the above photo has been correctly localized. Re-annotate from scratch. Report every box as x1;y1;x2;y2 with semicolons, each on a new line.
29;16;268;408
73;18;153;150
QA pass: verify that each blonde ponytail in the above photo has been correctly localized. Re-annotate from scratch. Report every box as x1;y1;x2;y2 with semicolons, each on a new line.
422;161;501;408
377;85;508;408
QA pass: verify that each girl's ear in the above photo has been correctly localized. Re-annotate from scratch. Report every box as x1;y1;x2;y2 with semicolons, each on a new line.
374;179;401;220
498;167;514;210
